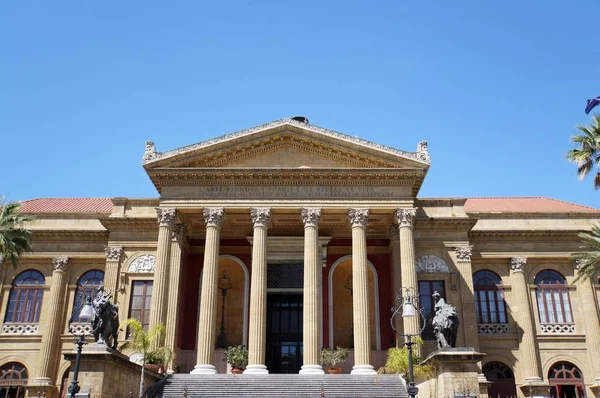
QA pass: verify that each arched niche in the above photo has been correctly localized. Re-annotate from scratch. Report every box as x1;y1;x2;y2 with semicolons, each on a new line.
328;255;380;350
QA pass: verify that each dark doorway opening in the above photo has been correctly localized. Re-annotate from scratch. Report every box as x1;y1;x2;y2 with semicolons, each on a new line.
266;293;303;374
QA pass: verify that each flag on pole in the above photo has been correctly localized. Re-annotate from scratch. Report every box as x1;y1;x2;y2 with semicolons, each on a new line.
585;96;600;114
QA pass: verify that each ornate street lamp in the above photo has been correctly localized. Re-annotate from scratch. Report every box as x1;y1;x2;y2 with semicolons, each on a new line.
216;270;232;348
67;293;94;398
390;287;427;398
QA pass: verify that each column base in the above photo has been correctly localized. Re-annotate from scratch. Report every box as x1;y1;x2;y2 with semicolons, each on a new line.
523;376;544;383
351;364;377;375
299;364;324;374
190;364;217;374
243;364;269;374
31;377;52;385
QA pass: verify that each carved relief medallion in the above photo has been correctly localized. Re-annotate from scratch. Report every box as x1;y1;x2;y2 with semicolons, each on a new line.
53;256;70;272
251;208;272;228
416;255;450;273
128;254;156;273
301;208;322;227
348;208;369;227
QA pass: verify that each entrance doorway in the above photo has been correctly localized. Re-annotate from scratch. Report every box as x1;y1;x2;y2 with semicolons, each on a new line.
266;294;303;373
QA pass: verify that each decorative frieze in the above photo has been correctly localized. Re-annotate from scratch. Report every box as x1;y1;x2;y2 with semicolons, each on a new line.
540;323;576;334
156;208;177;228
478;323;510;334
455;246;473;262
128;254;156;273
301;208;322;227
250;208;272;228
1;323;39;335
203;208;224;228
105;246;123;261
52;257;69;272
416;255;450;273
510;257;527;273
394;208;417;228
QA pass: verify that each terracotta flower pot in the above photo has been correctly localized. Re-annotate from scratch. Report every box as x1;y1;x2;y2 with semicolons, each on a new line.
231;367;244;374
327;368;342;374
144;364;164;374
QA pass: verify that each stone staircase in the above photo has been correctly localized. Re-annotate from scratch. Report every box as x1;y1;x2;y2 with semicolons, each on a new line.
151;374;407;397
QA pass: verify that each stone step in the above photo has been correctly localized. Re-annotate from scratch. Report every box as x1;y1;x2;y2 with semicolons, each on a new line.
152;374;407;397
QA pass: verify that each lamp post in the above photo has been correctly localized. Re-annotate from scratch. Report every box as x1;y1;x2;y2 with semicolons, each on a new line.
67;293;94;398
390;287;426;398
216;270;232;348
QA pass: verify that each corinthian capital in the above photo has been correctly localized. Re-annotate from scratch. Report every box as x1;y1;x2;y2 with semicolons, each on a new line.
173;224;188;242
388;224;400;240
394;208;417;228
301;208;322;227
105;246;123;261
455;246;473;262
156;208;177;228
251;208;272;228
203;208;224;228
348;208;369;228
53;256;70;272
510;257;527;273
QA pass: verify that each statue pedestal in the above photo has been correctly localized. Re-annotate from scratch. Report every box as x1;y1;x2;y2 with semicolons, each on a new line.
63;345;161;397
417;347;485;398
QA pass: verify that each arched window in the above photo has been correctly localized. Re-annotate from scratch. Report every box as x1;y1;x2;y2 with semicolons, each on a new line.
473;270;507;324
482;361;517;398
0;362;28;398
72;270;104;322
4;270;45;323
549;362;585;398
535;270;573;325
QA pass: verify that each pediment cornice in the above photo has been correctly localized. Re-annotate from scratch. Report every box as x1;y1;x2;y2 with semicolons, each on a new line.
142;118;430;169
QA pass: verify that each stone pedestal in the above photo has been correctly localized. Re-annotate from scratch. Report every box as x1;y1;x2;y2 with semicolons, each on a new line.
417;348;485;398
63;345;161;398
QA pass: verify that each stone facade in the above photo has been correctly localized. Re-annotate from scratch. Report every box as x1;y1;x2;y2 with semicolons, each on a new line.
1;118;600;397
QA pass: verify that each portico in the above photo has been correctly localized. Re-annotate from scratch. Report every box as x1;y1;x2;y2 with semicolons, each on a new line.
141;117;430;375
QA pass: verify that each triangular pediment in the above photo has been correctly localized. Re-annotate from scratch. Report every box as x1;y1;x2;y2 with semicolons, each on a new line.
142;118;431;170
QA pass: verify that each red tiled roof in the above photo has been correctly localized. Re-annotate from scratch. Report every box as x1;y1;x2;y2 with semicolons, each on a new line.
464;197;600;214
18;198;113;214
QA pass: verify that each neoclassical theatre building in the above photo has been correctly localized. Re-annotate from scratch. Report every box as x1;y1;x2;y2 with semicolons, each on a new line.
1;117;600;397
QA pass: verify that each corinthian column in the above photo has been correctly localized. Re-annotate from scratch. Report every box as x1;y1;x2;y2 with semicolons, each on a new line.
165;225;186;370
300;208;324;374
575;260;600;385
454;246;479;350
510;257;542;383
245;208;271;375
388;225;402;342
192;209;224;374
348;208;376;375
104;246;123;301
395;208;419;337
149;208;177;331
33;257;70;385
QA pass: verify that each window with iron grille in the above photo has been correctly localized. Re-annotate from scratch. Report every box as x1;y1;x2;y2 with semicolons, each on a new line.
535;270;573;324
473;270;507;324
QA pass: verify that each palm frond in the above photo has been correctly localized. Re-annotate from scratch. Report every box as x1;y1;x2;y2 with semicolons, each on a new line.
573;225;600;282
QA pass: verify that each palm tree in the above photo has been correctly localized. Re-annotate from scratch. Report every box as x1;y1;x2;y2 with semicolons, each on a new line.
119;319;170;398
573;224;600;282
0;198;33;267
566;113;600;189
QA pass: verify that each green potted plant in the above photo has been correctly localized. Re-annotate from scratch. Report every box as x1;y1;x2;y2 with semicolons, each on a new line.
224;345;248;374
321;346;349;374
120;319;173;397
377;337;433;380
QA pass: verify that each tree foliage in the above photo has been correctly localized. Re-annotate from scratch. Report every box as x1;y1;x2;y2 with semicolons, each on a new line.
0;198;33;268
566;113;600;189
377;337;434;380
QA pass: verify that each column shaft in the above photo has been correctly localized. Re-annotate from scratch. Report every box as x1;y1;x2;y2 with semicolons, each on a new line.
104;246;123;301
149;208;176;330
389;226;402;342
165;225;186;370
396;209;419;337
454;246;479;350
34;257;69;385
510;257;542;383
300;208;323;374
349;208;376;375
245;208;271;374
192;209;223;374
576;267;600;383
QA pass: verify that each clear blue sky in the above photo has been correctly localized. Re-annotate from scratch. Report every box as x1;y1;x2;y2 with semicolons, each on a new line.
2;1;599;208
